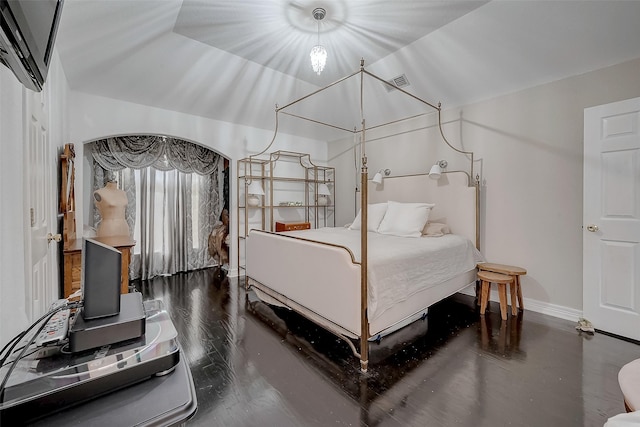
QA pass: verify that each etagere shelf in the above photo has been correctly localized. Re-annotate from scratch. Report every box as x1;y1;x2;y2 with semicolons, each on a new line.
237;150;335;273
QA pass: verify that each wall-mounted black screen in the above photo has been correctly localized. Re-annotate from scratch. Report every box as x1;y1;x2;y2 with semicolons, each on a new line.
0;0;64;91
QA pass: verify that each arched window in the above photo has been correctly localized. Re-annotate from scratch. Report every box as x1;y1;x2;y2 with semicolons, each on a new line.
88;135;227;280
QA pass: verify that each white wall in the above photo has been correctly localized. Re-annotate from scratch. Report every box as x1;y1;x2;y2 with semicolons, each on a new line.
68;92;329;276
329;57;640;318
0;66;29;343
0;51;70;343
466;57;640;314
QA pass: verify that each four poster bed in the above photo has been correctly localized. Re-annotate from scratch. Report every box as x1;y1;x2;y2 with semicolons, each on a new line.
244;61;483;372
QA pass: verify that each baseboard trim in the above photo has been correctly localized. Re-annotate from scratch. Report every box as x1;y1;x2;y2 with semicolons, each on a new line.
459;286;582;323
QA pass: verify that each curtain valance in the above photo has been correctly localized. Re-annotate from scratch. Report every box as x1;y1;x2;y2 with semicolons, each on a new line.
90;135;220;175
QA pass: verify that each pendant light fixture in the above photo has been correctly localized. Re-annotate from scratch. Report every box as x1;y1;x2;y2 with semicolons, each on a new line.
310;7;327;76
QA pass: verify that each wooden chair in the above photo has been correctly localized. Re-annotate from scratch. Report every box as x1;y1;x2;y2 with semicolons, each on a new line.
478;270;515;320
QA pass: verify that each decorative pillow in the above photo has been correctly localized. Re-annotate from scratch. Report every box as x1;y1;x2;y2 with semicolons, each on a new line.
422;222;450;237
349;202;388;231
377;201;435;238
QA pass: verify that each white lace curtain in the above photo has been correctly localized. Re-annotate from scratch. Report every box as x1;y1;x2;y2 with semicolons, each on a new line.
89;135;225;280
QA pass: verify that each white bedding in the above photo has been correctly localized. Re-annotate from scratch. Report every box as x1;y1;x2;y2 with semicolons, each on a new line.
283;227;485;321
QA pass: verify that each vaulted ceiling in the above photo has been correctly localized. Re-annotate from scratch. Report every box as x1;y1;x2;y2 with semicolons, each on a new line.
55;0;640;140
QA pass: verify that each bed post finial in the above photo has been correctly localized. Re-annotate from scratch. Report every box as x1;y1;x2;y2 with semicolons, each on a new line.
360;58;365;68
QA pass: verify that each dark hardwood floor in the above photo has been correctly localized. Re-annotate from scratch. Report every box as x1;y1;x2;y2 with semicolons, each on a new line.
135;268;640;427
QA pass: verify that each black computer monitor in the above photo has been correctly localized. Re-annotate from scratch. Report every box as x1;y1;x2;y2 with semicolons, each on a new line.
81;238;122;319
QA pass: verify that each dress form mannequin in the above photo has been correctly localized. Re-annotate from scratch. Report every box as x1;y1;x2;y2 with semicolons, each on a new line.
94;181;130;237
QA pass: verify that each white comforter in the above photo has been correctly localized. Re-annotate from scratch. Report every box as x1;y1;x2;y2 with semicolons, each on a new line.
284;227;485;320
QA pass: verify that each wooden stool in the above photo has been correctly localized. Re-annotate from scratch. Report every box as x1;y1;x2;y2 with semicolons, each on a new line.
478;263;527;311
478;270;515;320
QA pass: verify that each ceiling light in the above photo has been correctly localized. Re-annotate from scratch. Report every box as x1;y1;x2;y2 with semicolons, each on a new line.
310;8;327;76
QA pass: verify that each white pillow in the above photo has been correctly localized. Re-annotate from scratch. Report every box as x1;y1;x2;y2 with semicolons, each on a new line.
349;203;388;231
377;201;435;238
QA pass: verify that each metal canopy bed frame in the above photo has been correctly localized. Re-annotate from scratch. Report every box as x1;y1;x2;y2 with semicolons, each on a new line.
245;60;479;373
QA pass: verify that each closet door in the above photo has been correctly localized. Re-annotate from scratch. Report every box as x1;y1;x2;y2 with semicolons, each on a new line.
583;97;640;340
24;88;56;321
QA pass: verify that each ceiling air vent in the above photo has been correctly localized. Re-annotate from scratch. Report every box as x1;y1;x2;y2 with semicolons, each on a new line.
384;74;410;92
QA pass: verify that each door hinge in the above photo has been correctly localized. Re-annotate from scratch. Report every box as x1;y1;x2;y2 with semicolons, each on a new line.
30;208;35;227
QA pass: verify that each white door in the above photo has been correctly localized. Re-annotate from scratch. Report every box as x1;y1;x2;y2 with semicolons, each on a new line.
584;97;640;341
24;89;55;321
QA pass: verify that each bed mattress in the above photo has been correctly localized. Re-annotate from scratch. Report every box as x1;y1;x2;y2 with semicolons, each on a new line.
283;227;484;321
